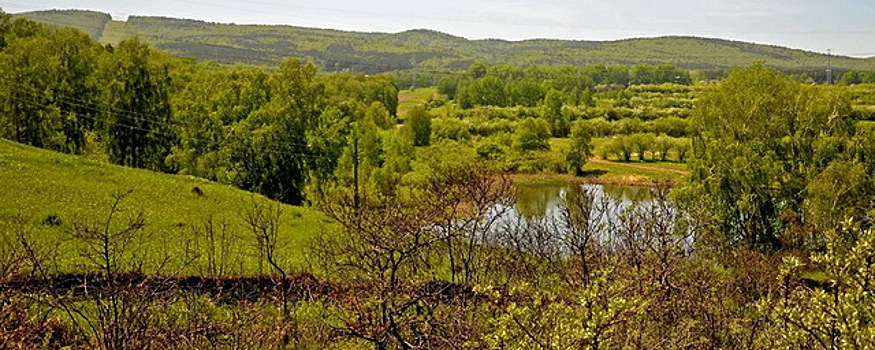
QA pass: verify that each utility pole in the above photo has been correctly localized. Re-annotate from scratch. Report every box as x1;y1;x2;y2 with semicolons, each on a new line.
352;124;360;210
826;49;832;85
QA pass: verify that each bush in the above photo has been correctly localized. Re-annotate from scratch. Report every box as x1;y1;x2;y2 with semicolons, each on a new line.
406;106;432;146
431;117;472;141
476;141;505;160
512;118;551;152
468;117;514;137
643;117;690;137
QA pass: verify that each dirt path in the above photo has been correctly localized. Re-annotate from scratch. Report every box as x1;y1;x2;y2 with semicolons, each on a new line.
588;158;689;175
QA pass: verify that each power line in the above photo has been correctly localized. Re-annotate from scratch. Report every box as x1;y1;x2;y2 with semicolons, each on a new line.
11;78;364;152
10;86;339;160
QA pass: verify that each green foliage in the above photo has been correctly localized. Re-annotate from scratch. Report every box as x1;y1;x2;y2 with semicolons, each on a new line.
320;72;399;117
0;21;103;153
653;134;674;161
759;224;875;348
630;64;691;85
577;117;612;137
436;74;462;99
370;129;414;195
629;133;656;161
467;61;487;79
457;75;507;108
541;89;568;137
643;116;689;137
167;68;271;180
803;161;872;233
674;137;691;162
228;58;322;205
608;135;634;162
406;105;432;146
838;70;875;85
684;63;868;250
506;80;543;107
513;118;551;152
475;140;506;160
0;14;407;205
566;120;593;175
431;117;472;141
365;101;394;129
101;38;174;170
335;102;381;187
613;117;643;134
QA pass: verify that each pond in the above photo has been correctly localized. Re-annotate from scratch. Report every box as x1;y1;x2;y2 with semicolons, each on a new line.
512;181;653;221
479;180;687;256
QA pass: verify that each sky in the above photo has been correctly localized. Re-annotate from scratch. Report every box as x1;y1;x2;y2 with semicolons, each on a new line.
3;0;875;58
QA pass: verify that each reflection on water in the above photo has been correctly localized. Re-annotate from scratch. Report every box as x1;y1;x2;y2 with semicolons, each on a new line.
514;182;651;220
483;180;689;257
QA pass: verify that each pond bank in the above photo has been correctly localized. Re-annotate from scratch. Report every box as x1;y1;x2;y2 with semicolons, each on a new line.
509;157;687;186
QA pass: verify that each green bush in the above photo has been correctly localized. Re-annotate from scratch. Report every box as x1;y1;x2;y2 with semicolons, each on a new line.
431;117;472;141
512;118;551;152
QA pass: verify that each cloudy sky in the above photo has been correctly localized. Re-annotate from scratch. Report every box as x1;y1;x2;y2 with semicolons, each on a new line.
3;0;874;57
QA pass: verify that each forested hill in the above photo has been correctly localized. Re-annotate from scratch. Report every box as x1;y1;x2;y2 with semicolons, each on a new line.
15;9;875;75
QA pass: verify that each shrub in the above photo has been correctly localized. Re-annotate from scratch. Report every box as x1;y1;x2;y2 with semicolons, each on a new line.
512;118;551;152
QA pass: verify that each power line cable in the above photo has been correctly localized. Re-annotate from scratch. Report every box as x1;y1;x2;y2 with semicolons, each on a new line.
10;87;339;160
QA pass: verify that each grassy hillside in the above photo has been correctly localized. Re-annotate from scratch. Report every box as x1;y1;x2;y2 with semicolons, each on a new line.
0;139;333;275
15;10;874;75
12;9;111;40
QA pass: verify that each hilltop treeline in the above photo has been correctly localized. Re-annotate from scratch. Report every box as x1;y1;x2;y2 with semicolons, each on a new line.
16;10;875;78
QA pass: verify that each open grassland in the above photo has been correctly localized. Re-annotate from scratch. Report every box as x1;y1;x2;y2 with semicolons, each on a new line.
12;9;111;40
0;139;333;275
97;20;129;46
398;87;440;118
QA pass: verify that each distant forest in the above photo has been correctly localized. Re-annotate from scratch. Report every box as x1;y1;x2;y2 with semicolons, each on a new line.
15;9;875;82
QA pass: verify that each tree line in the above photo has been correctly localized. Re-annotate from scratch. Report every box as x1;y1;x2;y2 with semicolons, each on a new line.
439;62;692;109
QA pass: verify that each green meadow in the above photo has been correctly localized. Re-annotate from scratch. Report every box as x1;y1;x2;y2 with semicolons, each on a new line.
0;139;334;275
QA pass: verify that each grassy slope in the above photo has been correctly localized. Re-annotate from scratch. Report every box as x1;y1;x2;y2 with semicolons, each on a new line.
15;10;874;73
98;20;128;46
0;139;333;275
12;9;111;40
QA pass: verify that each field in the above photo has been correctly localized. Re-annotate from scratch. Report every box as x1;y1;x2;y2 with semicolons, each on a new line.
398;87;441;118
0;139;333;275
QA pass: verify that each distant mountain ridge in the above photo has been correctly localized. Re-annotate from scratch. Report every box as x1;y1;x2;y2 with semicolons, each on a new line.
14;9;875;76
